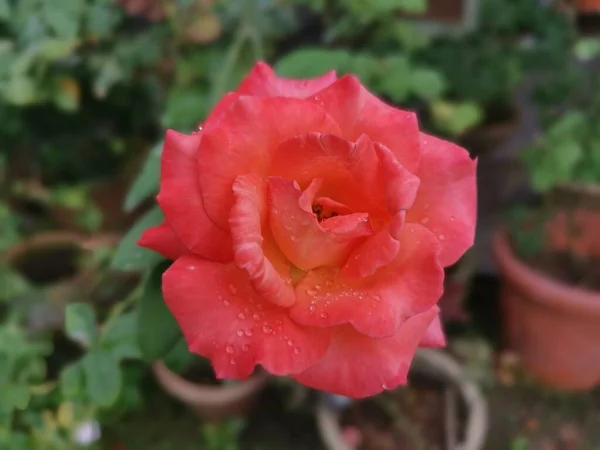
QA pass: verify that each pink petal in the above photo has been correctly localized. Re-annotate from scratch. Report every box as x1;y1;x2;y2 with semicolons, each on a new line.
162;256;331;378
418;314;446;348
237;61;337;98
267;177;373;270
309;75;421;174
229;174;296;307
138;221;188;261
407;133;477;267
341;225;401;278
269;133;386;216
290;223;443;338
157;130;233;262
197;97;342;229
294;306;439;398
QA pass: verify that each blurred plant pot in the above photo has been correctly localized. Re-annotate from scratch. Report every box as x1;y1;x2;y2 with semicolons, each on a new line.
440;249;476;324
493;230;600;390
546;183;600;259
402;0;465;23
2;232;120;332
317;349;488;450
459;104;519;157
575;0;600;13
152;361;269;421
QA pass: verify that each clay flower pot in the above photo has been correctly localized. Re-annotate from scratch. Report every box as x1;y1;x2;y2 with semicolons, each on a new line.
459;105;519;157
493;230;600;390
576;0;600;13
152;361;269;421
317;349;488;450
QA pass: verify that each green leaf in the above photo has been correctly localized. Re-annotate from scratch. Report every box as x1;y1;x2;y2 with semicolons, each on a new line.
65;303;97;347
410;68;447;100
163;337;194;373
0;0;10;21
60;363;83;398
9;385;30;410
397;0;427;13
377;56;411;103
4;77;38;106
101;311;142;361
111;206;165;271
138;261;182;362
275;48;352;78
81;349;121;407
124;141;163;212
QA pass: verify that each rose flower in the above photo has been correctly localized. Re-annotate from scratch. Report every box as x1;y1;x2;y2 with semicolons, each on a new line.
139;62;477;398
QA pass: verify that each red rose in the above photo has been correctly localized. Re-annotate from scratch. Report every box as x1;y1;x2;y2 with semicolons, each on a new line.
139;62;477;398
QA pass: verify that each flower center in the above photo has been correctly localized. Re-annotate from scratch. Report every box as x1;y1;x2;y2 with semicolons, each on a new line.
312;203;339;222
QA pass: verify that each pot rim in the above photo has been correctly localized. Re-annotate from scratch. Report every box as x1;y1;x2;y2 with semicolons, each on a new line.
2;231;85;264
316;349;488;450
493;230;600;316
152;361;269;407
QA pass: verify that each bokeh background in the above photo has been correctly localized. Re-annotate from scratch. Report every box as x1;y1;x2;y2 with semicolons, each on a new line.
1;0;600;449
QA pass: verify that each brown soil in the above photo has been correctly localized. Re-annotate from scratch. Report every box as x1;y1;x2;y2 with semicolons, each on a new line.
526;250;600;292
342;376;463;450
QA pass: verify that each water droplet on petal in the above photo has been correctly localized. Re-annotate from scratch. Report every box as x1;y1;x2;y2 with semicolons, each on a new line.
242;344;250;352
306;289;317;297
287;339;294;346
290;235;297;242
382;383;389;390
315;284;322;291
450;215;456;221
223;300;230;306
293;347;301;354
253;314;260;321
228;284;238;294
236;329;244;337
262;325;273;334
372;294;381;302
238;313;246;320
293;181;301;190
439;234;446;241
320;312;328;319
325;280;333;287
217;295;223;301
275;319;283;325
420;216;430;224
225;345;234;354
245;328;253;336
309;305;316;311
230;358;237;365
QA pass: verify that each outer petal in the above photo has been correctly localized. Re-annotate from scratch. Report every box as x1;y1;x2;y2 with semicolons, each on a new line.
294;306;439;398
290;223;443;338
418;314;446;348
197;97;342;229
138;221;188;261
230;174;295;307
162;256;331;378
157;130;233;262
267;177;373;270
237;61;337;99
407;133;477;267
309;75;421;174
340;225;401;279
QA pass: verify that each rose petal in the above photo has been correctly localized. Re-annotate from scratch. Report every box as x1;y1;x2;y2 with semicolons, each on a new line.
138;221;188;261
418;314;446;348
407;133;477;267
230;174;296;307
294;306;439;398
309;75;421;174
198;97;342;229
270;133;385;215
267;177;373;270
290;223;443;338
157;130;233;262
237;61;337;98
162;255;331;378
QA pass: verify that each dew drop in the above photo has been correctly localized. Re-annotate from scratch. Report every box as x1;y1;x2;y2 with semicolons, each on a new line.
291;235;297;242
253;314;260;321
371;294;381;302
236;329;244;337
228;284;238;294
245;328;253;336
238;313;246;320
424;203;430;210
320;312;328;319
306;288;317;297
217;294;223;301
262;325;273;334
315;284;322;291
325;280;333;287
293;181;301;190
257;304;264;310
439;234;446;241
230;358;237;365
242;344;250;352
225;345;234;354
309;305;316;311
450;215;456;221
275;319;283;326
382;383;389;390
287;339;294;346
293;347;301;354
420;216;430;224
223;299;230;306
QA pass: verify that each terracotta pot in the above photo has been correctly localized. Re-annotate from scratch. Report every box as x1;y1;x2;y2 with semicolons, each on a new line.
2;232;120;332
492;230;600;390
546;183;600;259
317;349;488;450
576;0;600;13
152;361;269;421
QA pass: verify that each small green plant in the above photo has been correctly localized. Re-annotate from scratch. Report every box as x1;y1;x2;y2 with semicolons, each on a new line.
201;418;246;450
